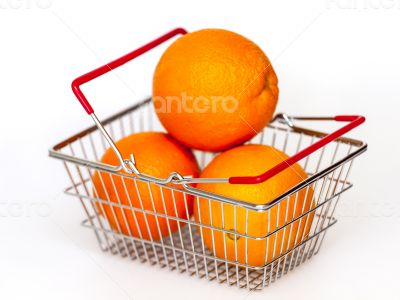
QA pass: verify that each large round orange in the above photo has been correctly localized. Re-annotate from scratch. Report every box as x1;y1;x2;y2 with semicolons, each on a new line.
194;144;314;267
92;132;199;241
153;29;279;152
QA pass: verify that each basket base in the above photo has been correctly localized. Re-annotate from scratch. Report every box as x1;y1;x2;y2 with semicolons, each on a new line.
82;215;336;290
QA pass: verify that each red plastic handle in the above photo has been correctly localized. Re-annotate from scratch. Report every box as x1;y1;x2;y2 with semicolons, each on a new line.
71;28;188;114
70;28;364;186
228;115;365;184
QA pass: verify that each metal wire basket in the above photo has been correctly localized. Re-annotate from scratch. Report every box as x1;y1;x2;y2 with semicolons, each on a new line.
49;28;367;290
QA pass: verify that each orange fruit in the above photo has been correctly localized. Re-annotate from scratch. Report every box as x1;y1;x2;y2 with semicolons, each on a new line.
92;132;199;241
153;29;279;152
194;144;314;267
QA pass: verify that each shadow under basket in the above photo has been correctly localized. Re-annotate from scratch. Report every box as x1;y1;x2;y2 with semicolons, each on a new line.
50;98;367;291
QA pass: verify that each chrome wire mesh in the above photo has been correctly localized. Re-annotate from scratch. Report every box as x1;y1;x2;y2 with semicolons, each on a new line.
51;99;366;290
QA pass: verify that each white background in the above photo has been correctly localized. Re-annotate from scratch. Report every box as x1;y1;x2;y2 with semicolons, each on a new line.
1;0;400;299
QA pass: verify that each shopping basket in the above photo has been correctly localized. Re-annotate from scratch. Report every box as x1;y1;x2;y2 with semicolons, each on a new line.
49;28;367;290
